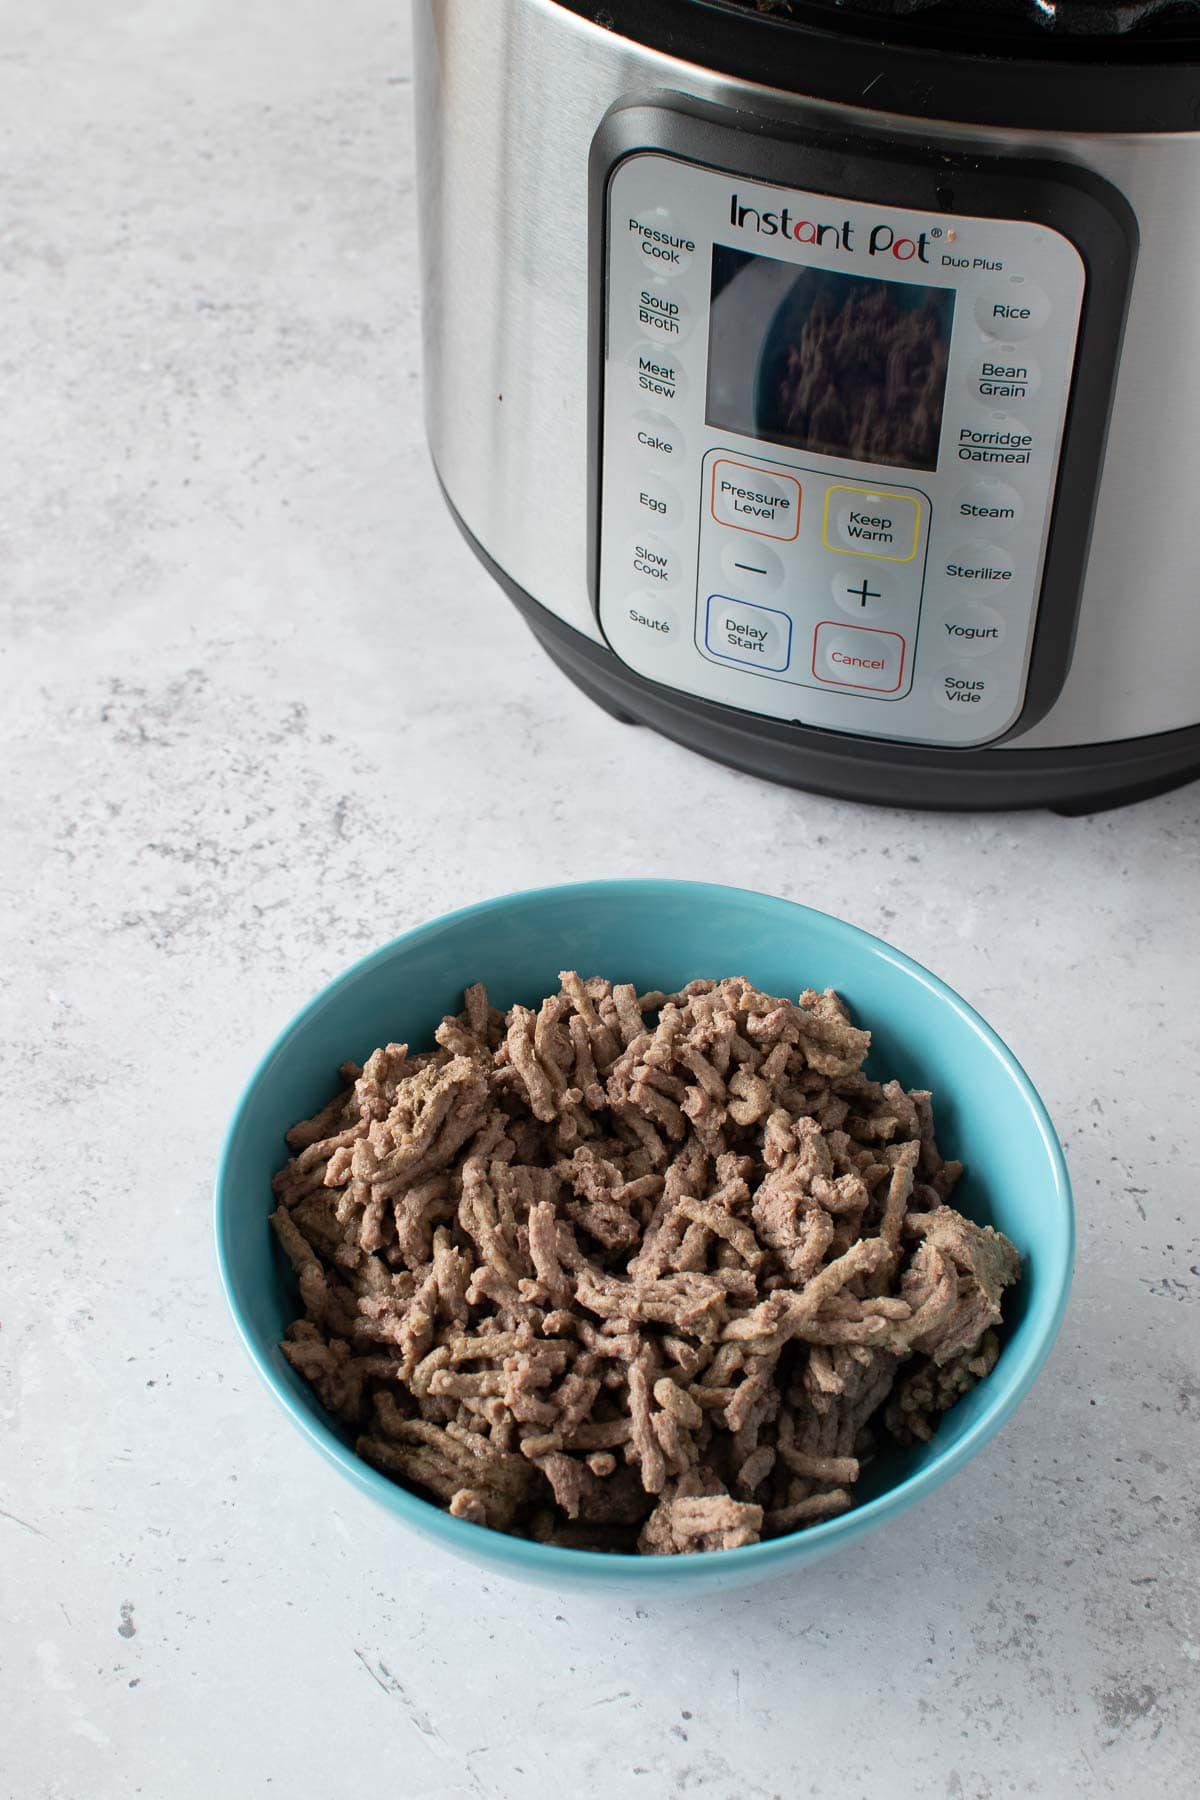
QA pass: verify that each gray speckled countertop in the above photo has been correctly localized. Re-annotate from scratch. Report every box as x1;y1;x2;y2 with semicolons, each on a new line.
3;5;1198;1797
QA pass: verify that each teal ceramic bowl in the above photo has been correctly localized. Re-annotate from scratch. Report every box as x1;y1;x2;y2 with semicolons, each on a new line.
215;881;1072;1595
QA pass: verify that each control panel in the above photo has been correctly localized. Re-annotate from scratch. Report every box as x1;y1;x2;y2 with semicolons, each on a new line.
597;149;1087;747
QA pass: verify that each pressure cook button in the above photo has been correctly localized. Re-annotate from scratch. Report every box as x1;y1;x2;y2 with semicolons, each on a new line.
628;533;681;588
830;566;900;621
934;664;999;712
942;543;1015;591
952;478;1024;530
812;621;906;693
633;476;683;529
636;279;691;343
975;279;1051;341
720;537;785;594
633;411;685;463
705;594;791;673
710;458;802;540
968;351;1041;405
624;207;696;277
936;600;1006;657
823;485;921;562
626;344;687;406
623;596;680;643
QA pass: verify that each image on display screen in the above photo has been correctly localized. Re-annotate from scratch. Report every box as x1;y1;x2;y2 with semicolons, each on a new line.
706;244;956;472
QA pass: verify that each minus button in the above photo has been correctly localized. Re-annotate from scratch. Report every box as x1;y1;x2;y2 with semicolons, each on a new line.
719;537;784;593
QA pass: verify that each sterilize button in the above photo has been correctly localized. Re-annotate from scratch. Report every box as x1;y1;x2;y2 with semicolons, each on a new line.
633;477;683;529
974;278;1051;341
720;537;785;594
636;278;691;343
624;206;696;278
705;594;791;673
823;485;921;561
632;410;685;464
830;567;897;620
952;478;1024;530
942;543;1015;592
937;601;1006;657
968;351;1041;405
626;344;687;406
812;621;906;693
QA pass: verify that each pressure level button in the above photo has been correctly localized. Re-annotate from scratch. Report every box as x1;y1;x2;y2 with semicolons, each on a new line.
975;279;1050;341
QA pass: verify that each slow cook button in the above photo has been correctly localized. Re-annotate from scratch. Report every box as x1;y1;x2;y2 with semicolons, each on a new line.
812;621;906;693
633;476;683;528
937;600;1006;656
823;485;921;561
942;542;1015;590
628;533;681;588
974;278;1051;341
710;458;801;540
967;351;1041;405
624;596;679;644
636;279;691;343
952;477;1024;530
934;664;1000;713
705;594;791;673
633;410;685;463
626;344;687;406
625;207;696;276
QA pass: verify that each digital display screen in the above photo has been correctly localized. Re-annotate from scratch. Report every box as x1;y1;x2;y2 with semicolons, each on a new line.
706;244;956;472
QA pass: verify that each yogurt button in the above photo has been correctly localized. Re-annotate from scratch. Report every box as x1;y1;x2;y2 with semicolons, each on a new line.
937;601;1006;657
952;478;1024;530
975;279;1051;340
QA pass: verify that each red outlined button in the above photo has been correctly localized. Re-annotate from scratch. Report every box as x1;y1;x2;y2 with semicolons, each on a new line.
709;458;801;540
812;621;906;693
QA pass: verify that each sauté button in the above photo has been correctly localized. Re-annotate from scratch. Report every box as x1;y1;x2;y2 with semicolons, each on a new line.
720;537;785;594
823;485;921;561
705;594;791;673
936;600;1006;657
626;344;687;405
636;279;691;343
812;621;906;693
623;596;680;644
632;410;685;464
974;279;1051;341
952;478;1024;530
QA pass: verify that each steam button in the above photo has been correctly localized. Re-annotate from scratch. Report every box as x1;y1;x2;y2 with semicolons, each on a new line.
974;279;1050;341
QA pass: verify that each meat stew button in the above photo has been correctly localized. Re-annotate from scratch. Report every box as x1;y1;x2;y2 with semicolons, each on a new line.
812;621;906;693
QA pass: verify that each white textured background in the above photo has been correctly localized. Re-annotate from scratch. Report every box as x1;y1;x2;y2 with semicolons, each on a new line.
2;5;1197;1797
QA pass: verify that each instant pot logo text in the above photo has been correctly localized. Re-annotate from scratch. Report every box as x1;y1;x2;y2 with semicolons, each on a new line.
729;193;932;264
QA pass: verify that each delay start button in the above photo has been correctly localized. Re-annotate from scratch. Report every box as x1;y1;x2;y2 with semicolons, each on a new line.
705;594;791;673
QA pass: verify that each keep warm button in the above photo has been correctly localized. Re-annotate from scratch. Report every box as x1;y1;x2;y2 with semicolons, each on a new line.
812;621;906;694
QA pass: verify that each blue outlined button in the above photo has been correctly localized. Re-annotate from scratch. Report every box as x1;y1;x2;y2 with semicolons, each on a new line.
704;594;791;673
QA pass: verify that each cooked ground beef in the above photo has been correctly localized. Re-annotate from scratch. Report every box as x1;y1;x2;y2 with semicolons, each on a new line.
270;974;1019;1555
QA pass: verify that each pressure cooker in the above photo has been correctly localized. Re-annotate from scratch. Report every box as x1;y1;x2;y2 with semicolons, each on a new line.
413;0;1200;811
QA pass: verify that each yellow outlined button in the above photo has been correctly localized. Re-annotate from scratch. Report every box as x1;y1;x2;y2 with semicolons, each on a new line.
822;485;921;562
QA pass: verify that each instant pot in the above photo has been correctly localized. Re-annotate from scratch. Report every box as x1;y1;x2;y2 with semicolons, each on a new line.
414;0;1200;811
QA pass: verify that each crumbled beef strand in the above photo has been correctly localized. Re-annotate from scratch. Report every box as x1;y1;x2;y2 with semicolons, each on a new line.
270;975;1020;1554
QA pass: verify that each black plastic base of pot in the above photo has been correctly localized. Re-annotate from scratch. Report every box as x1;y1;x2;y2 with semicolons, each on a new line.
443;489;1200;815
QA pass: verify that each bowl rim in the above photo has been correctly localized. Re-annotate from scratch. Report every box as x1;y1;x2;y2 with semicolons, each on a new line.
214;878;1074;1579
